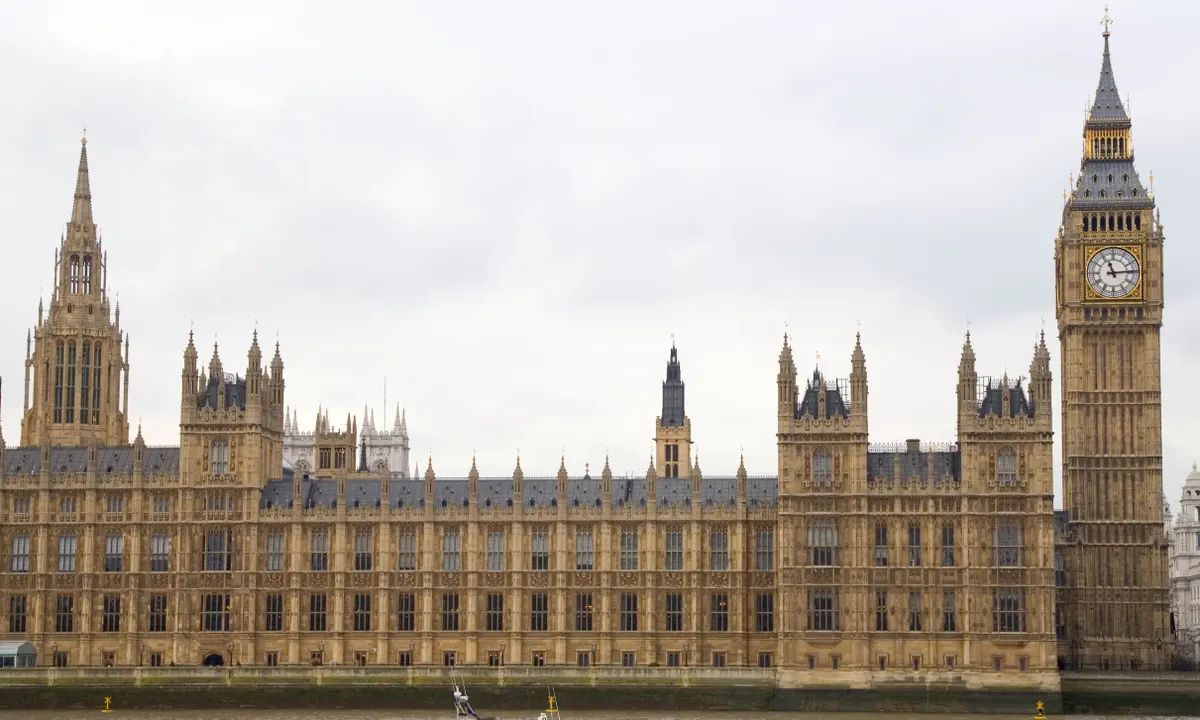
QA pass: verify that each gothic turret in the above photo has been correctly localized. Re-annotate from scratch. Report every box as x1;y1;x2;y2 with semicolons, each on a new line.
1029;331;1052;420
849;332;868;420
182;331;199;403
956;331;977;424
777;333;797;424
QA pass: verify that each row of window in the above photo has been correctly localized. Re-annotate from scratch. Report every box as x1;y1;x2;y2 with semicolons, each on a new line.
11;591;776;635
4;520;1027;574
5;527;777;574
809;587;1026;633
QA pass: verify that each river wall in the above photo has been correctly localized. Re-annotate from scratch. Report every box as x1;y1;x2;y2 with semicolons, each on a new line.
0;667;1194;715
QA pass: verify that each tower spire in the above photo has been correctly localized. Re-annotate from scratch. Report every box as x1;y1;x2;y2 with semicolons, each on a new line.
71;132;93;226
1088;12;1128;126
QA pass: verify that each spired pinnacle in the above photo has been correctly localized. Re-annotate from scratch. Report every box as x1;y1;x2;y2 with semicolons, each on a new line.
70;134;94;226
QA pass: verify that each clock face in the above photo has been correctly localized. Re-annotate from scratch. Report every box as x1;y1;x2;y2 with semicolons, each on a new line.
1087;246;1141;299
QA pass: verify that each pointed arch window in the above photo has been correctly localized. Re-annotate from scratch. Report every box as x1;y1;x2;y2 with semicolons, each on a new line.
53;341;65;422
91;344;102;424
81;255;92;294
997;449;1018;486
80;341;91;425
64;341;77;424
813;449;832;486
211;439;230;476
68;255;80;294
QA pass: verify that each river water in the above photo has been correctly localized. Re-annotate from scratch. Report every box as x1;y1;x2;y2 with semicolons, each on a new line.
1;712;1197;720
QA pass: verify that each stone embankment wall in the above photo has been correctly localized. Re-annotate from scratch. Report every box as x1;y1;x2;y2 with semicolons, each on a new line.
0;666;1192;714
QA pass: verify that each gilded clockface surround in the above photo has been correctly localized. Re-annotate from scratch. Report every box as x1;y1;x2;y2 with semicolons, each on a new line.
1084;245;1142;301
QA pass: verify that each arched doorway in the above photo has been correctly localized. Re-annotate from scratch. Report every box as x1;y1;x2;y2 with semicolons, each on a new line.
202;653;224;667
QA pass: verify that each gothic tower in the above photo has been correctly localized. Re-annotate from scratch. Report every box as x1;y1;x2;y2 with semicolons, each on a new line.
774;334;868;668
655;343;690;479
20;136;129;447
1054;26;1171;669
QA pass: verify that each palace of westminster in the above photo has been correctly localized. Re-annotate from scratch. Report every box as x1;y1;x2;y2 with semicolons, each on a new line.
0;28;1178;682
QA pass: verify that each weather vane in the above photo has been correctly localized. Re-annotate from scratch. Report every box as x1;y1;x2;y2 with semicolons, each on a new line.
1102;5;1112;35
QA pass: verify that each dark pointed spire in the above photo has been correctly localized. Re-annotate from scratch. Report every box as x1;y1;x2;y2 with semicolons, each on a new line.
71;131;94;225
1088;21;1129;127
661;342;685;427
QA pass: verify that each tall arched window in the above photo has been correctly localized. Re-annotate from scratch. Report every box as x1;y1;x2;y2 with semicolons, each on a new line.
91;344;102;424
82;255;92;293
53;341;65;422
80;341;91;425
68;255;80;294
64;341;77;423
997;449;1018;486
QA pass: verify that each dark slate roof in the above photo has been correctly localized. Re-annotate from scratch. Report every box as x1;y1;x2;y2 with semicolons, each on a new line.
746;477;777;506
1088;34;1129;125
796;370;848;420
302;478;337;509
978;381;1032;418
701;477;737;508
347;479;382;509
250;474;780;510
1070;160;1152;209
612;477;647;507
867;448;959;483
480;478;514;508
261;479;293;508
524;477;556;508
142;447;180;475
390;478;424;509
98;447;134;474
657;477;691;507
2;448;39;476
567;477;602;508
435;479;469;509
200;374;247;410
1;445;178;477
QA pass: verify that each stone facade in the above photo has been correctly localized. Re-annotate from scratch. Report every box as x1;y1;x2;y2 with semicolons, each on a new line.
0;28;1172;683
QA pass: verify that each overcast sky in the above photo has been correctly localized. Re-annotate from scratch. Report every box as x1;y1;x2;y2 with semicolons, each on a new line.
1;2;1197;511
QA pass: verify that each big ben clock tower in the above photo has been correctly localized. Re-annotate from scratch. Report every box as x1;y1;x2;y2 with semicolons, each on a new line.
1055;22;1172;670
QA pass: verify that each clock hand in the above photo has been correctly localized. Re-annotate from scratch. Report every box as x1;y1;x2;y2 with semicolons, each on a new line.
1106;261;1117;277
